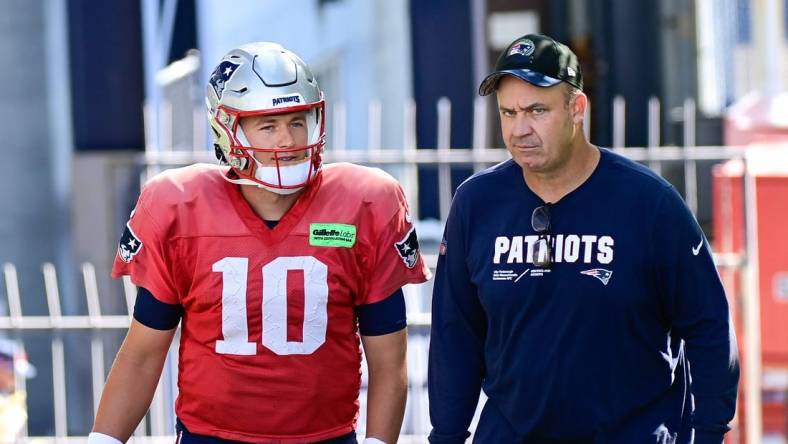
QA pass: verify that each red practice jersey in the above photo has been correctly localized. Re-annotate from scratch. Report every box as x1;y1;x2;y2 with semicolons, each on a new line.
112;162;430;443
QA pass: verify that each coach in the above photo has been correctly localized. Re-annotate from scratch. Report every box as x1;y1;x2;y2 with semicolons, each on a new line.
427;33;739;444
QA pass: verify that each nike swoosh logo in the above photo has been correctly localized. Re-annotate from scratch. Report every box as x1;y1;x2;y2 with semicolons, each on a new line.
692;238;703;256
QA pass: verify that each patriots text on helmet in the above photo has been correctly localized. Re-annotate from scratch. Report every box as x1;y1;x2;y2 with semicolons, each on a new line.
272;95;302;107
493;234;614;264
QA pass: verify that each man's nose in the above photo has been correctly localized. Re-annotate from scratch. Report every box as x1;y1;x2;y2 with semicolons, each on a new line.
512;115;533;137
277;127;296;148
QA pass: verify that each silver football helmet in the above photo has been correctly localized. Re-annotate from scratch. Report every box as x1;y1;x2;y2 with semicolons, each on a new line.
206;42;325;193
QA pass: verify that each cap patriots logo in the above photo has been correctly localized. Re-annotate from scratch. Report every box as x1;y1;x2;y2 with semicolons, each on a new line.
509;39;535;57
209;60;240;100
580;268;613;285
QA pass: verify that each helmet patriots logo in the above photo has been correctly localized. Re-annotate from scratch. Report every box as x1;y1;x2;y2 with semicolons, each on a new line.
118;223;143;263
580;268;613;285
394;227;420;269
209;61;240;100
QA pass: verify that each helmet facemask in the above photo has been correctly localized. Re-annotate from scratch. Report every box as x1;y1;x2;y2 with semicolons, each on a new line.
213;99;325;194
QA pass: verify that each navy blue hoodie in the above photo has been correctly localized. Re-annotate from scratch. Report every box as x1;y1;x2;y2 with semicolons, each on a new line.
428;148;739;444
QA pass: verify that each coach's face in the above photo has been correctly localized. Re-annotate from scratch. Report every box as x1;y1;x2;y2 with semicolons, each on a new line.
496;76;584;175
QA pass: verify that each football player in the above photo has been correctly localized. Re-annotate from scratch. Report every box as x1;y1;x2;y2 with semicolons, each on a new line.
89;42;430;444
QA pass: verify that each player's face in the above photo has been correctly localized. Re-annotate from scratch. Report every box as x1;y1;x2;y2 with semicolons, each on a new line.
240;111;309;166
496;76;582;175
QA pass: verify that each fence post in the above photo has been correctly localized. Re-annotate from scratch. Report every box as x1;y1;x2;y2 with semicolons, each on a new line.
83;263;102;327
472;96;487;173
647;96;661;175
3;264;23;328
123;276;136;320
42;263;63;328
368;99;382;152
402;99;419;221
743;153;763;444
436;97;452;221
583;96;591;141
332;100;348;153
52;336;67;439
612;95;626;149
682;98;698;215
192;107;207;152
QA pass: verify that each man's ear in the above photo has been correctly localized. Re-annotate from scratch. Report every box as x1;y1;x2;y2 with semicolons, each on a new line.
572;92;588;125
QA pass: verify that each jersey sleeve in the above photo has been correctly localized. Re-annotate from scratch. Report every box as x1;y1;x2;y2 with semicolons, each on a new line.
427;190;486;444
111;187;180;305
651;185;739;441
357;181;430;305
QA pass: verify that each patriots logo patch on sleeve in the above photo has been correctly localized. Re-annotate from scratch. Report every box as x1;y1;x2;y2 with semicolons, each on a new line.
118;223;143;263
394;227;420;269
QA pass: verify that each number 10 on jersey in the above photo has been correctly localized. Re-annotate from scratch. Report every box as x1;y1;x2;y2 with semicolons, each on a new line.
212;256;329;356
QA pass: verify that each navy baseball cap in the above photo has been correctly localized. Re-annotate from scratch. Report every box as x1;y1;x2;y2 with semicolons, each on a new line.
479;33;582;96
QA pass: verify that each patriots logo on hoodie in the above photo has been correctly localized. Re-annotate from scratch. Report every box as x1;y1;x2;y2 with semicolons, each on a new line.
580;268;613;285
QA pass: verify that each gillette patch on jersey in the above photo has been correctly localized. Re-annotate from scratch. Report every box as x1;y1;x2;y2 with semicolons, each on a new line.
394;227;420;268
310;223;357;248
118;223;143;263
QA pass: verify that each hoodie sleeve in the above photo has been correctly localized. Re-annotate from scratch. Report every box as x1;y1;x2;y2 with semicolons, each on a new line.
651;186;740;443
428;192;487;444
